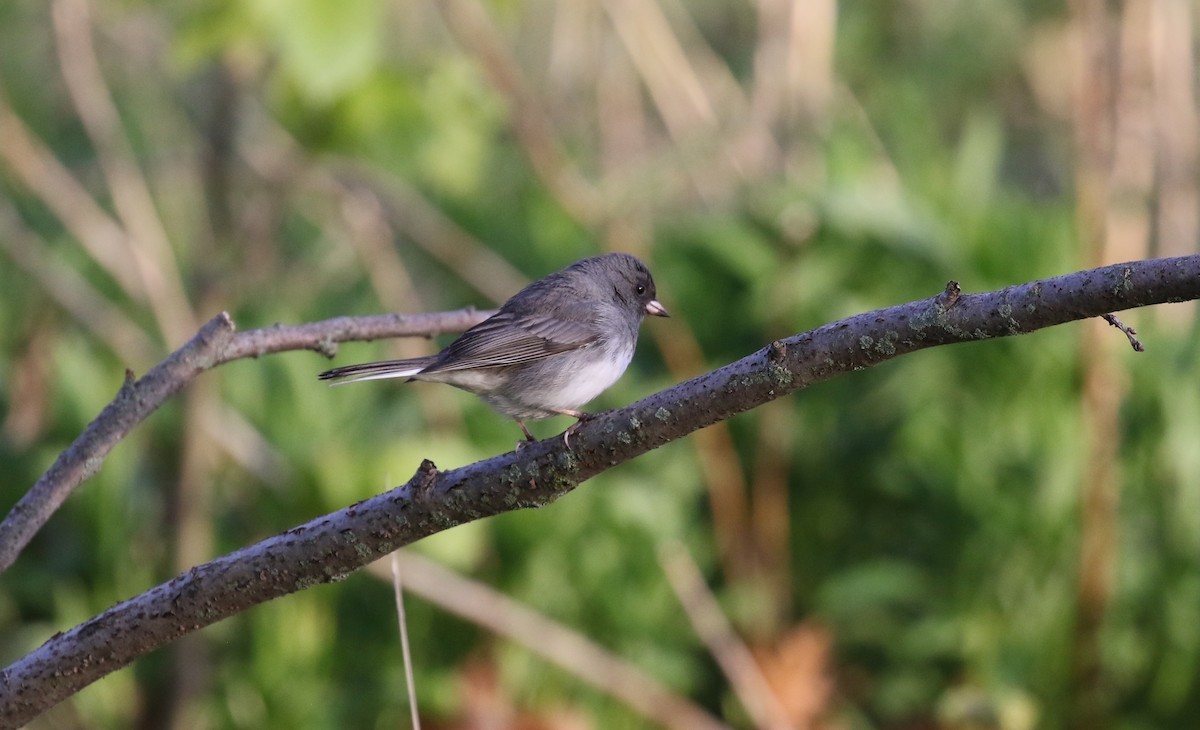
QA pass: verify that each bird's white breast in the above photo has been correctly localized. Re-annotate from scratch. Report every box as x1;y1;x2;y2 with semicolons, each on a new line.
534;341;634;411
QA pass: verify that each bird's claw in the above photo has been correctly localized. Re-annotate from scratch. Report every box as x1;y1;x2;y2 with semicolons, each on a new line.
562;413;595;450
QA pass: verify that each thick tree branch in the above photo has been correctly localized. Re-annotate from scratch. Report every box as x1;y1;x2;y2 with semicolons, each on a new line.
0;307;493;573
1;255;1198;727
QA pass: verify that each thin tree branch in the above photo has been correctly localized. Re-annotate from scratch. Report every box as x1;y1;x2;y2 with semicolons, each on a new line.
51;0;197;341
0;315;234;578
216;308;493;363
0;91;147;300
234;107;531;304
1;255;1198;726
0;206;158;365
438;0;604;225
0;307;494;574
371;552;730;730
660;542;792;730
1101;312;1144;351
389;554;422;730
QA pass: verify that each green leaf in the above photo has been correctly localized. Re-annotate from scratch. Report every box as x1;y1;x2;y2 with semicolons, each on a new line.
253;0;383;102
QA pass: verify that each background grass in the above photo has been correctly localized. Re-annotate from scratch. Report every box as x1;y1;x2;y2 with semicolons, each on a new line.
1;0;1198;727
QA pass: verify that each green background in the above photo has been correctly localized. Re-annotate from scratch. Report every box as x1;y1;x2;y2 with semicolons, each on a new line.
1;1;1198;728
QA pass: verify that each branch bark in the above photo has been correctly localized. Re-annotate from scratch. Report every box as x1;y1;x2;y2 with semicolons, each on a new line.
1;255;1198;727
0;307;493;573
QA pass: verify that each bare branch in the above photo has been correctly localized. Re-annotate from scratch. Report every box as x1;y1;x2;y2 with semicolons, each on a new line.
51;0;196;341
389;554;422;730
0;92;146;300
217;308;493;363
373;552;730;730
0;307;494;573
0;315;235;577
235;109;532;304
1;255;1198;726
1101;312;1144;351
660;542;792;730
0;206;158;364
437;0;604;224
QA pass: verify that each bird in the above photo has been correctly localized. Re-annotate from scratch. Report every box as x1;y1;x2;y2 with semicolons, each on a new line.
319;253;669;444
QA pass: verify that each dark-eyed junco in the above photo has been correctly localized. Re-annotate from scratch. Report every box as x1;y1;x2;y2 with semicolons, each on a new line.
319;253;669;442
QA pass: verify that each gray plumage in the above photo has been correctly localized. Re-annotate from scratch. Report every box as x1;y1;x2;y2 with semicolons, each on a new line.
319;253;669;441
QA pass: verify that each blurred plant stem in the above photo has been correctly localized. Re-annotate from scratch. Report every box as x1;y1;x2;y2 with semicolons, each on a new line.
4;254;1197;726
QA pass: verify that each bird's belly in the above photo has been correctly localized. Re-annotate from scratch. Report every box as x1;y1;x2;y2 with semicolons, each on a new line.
540;353;629;409
502;343;634;419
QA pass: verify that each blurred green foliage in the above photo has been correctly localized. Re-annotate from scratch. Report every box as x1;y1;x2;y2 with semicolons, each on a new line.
1;0;1198;728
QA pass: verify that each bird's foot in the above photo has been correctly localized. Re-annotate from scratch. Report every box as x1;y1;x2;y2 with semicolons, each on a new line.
561;411;594;450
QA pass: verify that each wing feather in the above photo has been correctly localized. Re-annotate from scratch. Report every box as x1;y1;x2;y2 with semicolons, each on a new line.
420;308;599;373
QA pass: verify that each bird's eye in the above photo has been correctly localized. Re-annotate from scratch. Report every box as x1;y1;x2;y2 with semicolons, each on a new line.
636;285;646;295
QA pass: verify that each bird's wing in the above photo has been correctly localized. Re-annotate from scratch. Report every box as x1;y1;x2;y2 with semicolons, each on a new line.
420;308;599;373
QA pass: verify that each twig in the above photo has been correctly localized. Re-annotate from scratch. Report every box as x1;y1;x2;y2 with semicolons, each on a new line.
372;552;729;730
51;0;196;341
437;0;603;225
660;542;792;730
333;165;531;305
235;108;530;305
1;255;1199;725
0;206;158;364
0;307;494;573
218;308;493;363
202;404;297;490
601;0;759;198
1101;313;1144;351
390;553;422;730
0;91;146;300
0;315;235;575
938;280;962;309
1152;0;1200;262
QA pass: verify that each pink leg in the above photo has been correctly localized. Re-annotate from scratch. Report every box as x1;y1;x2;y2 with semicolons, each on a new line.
515;420;537;443
552;409;592;449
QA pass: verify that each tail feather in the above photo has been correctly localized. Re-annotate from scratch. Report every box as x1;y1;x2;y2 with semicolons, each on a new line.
318;356;435;385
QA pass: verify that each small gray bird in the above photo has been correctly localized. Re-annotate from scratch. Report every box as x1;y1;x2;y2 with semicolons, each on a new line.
319;253;669;442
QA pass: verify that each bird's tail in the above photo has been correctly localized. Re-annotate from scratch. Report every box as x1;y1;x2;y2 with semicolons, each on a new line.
318;356;436;385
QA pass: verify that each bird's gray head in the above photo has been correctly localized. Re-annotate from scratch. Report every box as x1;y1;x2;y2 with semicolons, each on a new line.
569;253;670;319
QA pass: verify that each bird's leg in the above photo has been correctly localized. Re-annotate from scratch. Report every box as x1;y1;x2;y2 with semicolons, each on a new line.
552;408;593;450
513;420;541;486
514;419;538;450
516;420;537;441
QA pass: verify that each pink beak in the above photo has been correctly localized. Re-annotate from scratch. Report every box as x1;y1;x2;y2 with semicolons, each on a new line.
645;300;670;317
